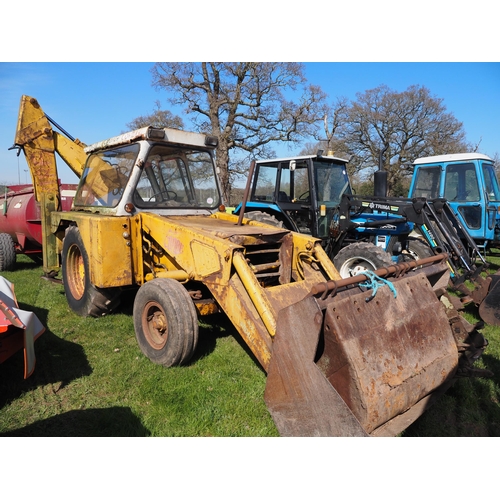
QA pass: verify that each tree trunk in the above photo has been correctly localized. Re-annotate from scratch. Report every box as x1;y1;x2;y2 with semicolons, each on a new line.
216;143;231;204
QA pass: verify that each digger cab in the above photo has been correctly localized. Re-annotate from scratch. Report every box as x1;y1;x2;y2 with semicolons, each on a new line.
73;127;223;217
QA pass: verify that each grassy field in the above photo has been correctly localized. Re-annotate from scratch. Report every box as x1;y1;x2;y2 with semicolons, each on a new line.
1;252;500;437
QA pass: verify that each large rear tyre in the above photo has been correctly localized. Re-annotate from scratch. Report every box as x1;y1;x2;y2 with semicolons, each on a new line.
61;226;121;317
243;211;284;228
133;278;199;367
0;233;16;271
333;241;393;278
402;238;435;261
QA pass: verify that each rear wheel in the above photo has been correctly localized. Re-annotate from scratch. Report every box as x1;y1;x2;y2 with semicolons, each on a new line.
333;241;393;278
133;278;199;367
0;233;16;271
243;211;284;228
402;238;435;261
61;226;121;317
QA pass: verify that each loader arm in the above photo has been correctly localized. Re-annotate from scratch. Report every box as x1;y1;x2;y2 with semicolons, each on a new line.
337;193;500;325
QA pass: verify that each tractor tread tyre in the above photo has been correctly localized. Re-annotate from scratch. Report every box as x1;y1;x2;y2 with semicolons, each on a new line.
133;278;199;367
333;241;393;279
402;238;435;262
0;233;16;272
61;226;121;317
243;211;284;228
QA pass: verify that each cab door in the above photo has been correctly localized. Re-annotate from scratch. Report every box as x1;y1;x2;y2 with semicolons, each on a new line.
443;162;485;240
276;160;314;235
480;161;500;243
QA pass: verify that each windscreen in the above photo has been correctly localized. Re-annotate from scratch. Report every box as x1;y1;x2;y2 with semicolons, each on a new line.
313;160;351;206
134;145;220;209
74;144;139;208
412;166;441;199
482;163;500;201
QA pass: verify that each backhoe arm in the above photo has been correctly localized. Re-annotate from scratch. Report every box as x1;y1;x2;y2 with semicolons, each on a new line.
14;95;87;203
13;95;87;272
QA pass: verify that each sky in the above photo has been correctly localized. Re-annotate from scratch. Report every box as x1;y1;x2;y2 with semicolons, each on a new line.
0;61;498;186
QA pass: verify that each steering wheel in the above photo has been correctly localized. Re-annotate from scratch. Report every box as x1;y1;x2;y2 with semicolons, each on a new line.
298;190;310;202
149;190;178;202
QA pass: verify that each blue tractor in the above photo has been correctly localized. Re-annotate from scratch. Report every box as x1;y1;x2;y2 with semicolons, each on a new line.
234;152;500;325
233;153;414;277
409;153;500;254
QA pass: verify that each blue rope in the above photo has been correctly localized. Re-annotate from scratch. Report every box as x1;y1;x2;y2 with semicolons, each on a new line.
357;270;398;302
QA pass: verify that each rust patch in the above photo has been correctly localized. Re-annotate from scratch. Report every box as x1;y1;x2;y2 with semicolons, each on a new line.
164;235;184;256
318;274;459;434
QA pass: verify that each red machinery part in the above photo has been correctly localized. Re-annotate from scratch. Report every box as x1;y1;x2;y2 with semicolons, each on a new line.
0;183;77;252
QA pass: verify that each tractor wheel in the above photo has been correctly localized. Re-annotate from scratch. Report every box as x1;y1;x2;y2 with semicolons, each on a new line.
133;278;199;367
243;211;284;228
333;241;393;278
0;233;16;271
401;238;435;262
61;226;121;317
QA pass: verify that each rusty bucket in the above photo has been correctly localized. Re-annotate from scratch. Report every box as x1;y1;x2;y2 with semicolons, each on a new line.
264;261;468;437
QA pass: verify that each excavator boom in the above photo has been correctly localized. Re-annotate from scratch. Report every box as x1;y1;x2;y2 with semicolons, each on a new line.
13;96;87;272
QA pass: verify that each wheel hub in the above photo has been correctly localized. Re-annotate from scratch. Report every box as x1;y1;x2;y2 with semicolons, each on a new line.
143;302;169;349
67;244;85;299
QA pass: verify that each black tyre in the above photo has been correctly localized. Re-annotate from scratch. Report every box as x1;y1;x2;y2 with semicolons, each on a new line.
333;241;393;278
133;278;199;367
243;211;284;228
61;226;121;317
0;233;16;271
402;238;435;262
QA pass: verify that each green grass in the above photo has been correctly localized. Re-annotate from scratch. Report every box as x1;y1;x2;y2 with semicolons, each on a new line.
0;256;277;436
1;251;500;437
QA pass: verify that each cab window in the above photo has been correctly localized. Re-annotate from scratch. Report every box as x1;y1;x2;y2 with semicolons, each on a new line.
412;167;441;199
444;163;480;202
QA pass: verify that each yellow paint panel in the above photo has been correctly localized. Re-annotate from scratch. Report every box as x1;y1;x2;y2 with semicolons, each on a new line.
74;215;133;287
190;240;221;277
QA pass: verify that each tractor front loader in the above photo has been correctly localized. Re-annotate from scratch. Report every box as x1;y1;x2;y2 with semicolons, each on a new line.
11;95;490;436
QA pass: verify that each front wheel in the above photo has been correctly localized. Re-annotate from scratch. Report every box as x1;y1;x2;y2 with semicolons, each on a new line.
133;278;199;367
333;241;393;278
61;226;121;317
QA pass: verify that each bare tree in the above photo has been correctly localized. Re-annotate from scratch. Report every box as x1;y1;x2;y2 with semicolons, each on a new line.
340;85;469;195
150;62;327;201
493;152;500;175
322;97;350;154
126;100;184;131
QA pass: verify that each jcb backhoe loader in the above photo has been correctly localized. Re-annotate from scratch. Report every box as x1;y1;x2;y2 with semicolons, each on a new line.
11;95;490;436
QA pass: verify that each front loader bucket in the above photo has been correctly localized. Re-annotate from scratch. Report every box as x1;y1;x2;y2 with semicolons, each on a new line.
264;295;368;436
264;264;471;437
479;271;500;326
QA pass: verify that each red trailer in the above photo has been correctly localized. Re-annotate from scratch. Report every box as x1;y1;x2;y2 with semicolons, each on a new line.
0;182;77;271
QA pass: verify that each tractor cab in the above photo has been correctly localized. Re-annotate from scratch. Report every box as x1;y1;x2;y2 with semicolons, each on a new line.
236;153;352;239
410;153;500;251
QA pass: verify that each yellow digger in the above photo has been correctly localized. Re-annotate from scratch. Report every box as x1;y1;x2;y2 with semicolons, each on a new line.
11;95;490;436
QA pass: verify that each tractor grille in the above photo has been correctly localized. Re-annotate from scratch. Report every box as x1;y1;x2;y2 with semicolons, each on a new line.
243;234;293;285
